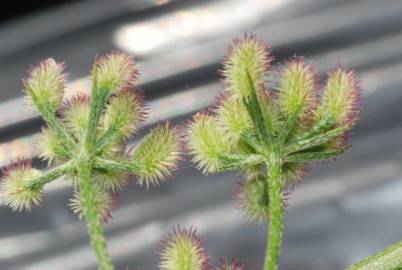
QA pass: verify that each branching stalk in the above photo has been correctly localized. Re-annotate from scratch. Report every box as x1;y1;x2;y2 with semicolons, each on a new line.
86;88;109;152
285;125;349;154
94;126;117;155
26;161;74;191
285;149;345;162
93;157;141;174
28;90;76;153
77;157;114;270
264;154;284;270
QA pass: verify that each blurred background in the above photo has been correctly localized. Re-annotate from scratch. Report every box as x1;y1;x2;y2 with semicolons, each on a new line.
0;0;402;269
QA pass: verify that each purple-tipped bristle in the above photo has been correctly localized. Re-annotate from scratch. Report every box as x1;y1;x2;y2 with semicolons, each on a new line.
219;257;247;270
58;91;91;114
2;157;32;178
160;225;212;270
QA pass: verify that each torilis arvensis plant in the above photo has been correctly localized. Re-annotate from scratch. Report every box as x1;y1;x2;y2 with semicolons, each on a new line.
0;34;368;270
0;52;182;269
187;34;362;270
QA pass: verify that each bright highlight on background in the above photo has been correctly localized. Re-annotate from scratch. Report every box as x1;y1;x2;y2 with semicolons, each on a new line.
115;0;290;56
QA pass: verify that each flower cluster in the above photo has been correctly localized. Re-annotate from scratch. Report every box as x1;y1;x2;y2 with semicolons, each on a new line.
187;33;362;222
1;51;182;218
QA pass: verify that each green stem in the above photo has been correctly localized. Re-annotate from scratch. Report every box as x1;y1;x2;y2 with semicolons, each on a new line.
264;153;284;270
217;153;264;171
26;161;74;191
94;126;117;155
243;70;272;143
77;158;114;270
277;107;300;145
86;88;109;152
285;149;345;162
347;241;402;270
284;125;350;154
93;157;141;174
289;115;334;144
28;90;76;153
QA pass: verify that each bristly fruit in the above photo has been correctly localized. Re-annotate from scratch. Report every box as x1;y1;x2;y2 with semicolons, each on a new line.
215;92;252;140
235;176;269;223
187;112;232;174
222;33;272;99
59;92;91;138
317;66;362;125
23;58;66;111
36;127;69;165
277;57;319;122
0;159;43;212
131;122;182;187
96;51;139;92
217;258;247;270
159;226;211;270
69;187;115;223
102;88;146;139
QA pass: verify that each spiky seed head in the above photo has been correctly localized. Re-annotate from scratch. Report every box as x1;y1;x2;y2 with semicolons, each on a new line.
215;93;252;141
103;89;146;138
131;122;181;187
282;163;309;192
0;159;43;212
187;113;232;174
96;51;139;92
159;226;211;270
257;89;280;133
93;168;128;192
36;128;69;165
240;164;265;182
235;176;269;223
318;67;362;125
217;258;246;270
23;58;66;111
59;92;91;138
98;137;125;160
222;33;272;98
277;57;319;120
69;187;115;222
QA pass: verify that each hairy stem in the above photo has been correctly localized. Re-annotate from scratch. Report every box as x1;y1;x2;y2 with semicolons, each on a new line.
77;158;114;270
86;87;109;152
243;70;272;143
94;126;117;155
264;153;283;270
347;241;402;270
28;90;76;153
217;153;264;171
289;115;334;144
285;149;345;162
26;161;74;191
93;157;141;174
277;108;300;145
284;125;349;154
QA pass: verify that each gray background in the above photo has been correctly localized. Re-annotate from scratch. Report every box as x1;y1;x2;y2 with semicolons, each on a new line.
0;0;402;269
